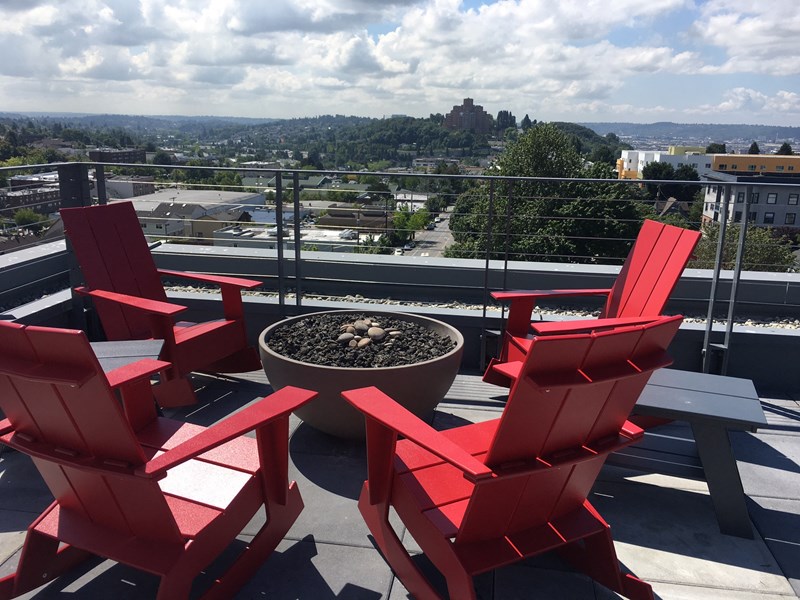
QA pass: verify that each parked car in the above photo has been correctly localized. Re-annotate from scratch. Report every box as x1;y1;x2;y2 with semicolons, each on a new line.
393;248;404;255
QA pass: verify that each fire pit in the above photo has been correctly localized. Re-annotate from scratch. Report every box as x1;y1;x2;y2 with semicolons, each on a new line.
258;310;464;439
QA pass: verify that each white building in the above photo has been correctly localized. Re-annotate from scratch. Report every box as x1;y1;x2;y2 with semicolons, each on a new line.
213;225;360;252
701;173;800;228
618;149;714;180
128;189;265;238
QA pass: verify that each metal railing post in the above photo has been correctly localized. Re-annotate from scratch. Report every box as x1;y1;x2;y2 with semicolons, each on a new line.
720;186;751;375
57;163;92;332
702;184;729;373
95;164;107;205
293;172;303;308
275;172;286;316
480;179;496;371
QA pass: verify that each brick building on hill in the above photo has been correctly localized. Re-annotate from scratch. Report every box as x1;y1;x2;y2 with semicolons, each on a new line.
443;98;493;134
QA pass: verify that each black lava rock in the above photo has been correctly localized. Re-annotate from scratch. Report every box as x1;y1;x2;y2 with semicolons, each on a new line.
267;313;457;368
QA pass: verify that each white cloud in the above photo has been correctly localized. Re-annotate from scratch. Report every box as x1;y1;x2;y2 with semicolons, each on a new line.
0;0;796;124
696;87;800;116
692;0;800;75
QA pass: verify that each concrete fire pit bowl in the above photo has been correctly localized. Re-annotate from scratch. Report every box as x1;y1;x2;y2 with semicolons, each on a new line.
258;310;464;439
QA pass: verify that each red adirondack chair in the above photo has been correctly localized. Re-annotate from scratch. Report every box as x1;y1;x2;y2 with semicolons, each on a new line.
343;315;683;600
60;201;264;407
484;219;699;386
0;321;316;600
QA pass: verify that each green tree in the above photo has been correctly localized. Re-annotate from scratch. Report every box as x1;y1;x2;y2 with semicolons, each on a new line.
690;224;796;272
589;145;615;165
748;141;760;154
520;114;532;131
641;162;700;206
776;142;794;155
705;142;727;154
447;123;643;263
495;110;516;133
13;208;47;233
152;150;172;165
390;206;429;244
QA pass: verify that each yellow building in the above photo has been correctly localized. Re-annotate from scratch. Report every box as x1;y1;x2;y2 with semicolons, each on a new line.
668;146;706;155
711;154;800;176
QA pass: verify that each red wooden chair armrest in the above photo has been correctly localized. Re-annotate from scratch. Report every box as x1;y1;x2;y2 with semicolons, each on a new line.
75;287;186;317
157;269;261;290
531;315;663;335
157;269;261;320
105;358;172;390
490;360;523;383
342;386;493;484
491;288;612;302
137;386;317;478
492;289;611;337
0;418;14;437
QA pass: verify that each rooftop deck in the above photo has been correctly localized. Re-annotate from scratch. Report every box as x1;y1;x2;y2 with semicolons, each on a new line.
1;368;797;599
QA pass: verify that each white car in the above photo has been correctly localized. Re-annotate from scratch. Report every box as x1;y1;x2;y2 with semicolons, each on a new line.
393;248;404;255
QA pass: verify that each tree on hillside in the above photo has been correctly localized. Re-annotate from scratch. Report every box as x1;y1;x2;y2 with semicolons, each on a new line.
690;224;796;273
588;145;615;166
14;208;48;234
446;123;645;263
776;142;794;155
748;141;760;154
391;206;430;245
152;150;172;165
641;162;700;207
520;114;533;131
495;110;516;133
706;142;727;154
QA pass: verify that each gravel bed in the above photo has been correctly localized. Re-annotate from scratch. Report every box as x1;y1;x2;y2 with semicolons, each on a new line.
165;286;800;331
266;312;457;368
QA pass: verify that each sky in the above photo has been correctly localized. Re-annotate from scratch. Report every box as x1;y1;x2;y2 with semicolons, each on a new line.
0;0;799;126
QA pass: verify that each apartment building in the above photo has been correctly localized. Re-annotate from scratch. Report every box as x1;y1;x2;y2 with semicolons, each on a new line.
88;148;146;164
617;148;713;179
619;150;800;181
443;98;493;134
702;172;800;227
710;154;800;177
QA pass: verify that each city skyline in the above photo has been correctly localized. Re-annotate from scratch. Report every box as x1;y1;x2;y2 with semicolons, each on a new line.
0;1;798;127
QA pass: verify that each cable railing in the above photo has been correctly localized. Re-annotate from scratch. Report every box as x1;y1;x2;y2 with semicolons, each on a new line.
3;161;800;353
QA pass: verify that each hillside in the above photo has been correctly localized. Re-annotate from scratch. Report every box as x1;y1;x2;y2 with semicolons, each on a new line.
580;122;800;142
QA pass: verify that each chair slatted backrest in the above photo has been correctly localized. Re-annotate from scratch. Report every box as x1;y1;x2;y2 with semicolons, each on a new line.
454;316;681;545
0;322;183;544
601;220;700;319
61;202;169;340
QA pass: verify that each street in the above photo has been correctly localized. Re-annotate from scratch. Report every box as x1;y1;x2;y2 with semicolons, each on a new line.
404;212;453;258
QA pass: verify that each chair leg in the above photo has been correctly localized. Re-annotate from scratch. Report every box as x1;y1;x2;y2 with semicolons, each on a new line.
153;375;197;408
7;528;92;597
156;573;193;600
205;347;262;374
199;483;304;600
357;485;450;600
557;505;653;600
